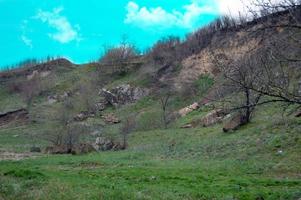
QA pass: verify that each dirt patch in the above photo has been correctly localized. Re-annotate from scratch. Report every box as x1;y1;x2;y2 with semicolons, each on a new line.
0;150;39;161
174;34;261;91
0;109;29;127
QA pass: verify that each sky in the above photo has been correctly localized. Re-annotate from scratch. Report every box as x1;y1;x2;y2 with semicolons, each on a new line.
0;0;254;68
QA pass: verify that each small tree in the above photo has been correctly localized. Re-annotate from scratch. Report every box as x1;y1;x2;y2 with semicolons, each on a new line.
120;115;136;149
148;36;181;67
158;90;172;129
99;35;138;65
45;98;82;150
208;2;301;128
218;52;265;123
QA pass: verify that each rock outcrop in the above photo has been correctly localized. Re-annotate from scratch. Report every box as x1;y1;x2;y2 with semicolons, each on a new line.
181;109;228;128
94;137;114;151
27;70;51;80
95;100;107;112
47;91;72;104
223;113;248;132
94;137;124;151
102;113;121;124
200;109;228;127
74;111;95;122
178;103;200;117
181;124;193;129
101;84;149;107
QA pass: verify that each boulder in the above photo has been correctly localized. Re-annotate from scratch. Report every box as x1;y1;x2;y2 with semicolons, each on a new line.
102;113;120;124
112;142;125;151
200;109;227;127
94;137;114;151
101;84;149;107
74;111;94;122
223;113;247;132
95;101;107;111
178;103;200;117
47;96;57;104
181;124;193;129
47;91;71;104
102;89;118;107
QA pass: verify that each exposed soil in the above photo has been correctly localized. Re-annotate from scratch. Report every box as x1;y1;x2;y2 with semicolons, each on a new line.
0;108;29;127
0;151;39;161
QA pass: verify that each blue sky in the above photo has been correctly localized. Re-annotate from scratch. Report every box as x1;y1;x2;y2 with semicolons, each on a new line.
0;0;248;68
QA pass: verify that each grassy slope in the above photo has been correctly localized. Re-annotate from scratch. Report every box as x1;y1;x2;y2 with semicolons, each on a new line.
0;85;24;112
0;65;300;199
0;103;300;200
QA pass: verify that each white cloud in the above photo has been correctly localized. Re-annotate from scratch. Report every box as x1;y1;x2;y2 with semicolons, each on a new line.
216;0;249;17
35;7;80;43
21;35;33;48
125;0;295;29
124;1;216;29
215;0;294;17
20;20;33;48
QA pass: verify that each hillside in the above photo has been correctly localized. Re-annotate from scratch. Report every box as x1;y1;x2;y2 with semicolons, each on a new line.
0;5;301;200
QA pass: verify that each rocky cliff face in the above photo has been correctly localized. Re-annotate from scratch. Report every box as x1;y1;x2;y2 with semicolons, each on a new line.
172;9;298;92
174;30;264;91
101;84;150;107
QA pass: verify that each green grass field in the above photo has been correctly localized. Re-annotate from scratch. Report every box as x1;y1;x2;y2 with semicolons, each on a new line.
0;64;300;199
0;103;300;200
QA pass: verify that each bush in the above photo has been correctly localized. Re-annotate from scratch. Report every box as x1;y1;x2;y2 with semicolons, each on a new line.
147;36;181;67
99;46;137;65
99;36;138;65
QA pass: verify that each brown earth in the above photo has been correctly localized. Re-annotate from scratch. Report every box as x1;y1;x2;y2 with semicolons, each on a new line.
0;108;29;127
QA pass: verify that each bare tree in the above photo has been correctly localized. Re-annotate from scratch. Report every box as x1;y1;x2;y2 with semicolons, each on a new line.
209;2;301;128
159;92;171;129
148;36;181;67
99;35;138;65
120;115;136;149
45;98;83;151
214;52;264;124
241;0;301;107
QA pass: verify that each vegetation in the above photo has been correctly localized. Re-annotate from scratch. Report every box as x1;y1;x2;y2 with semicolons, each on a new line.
0;1;300;199
0;104;300;199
